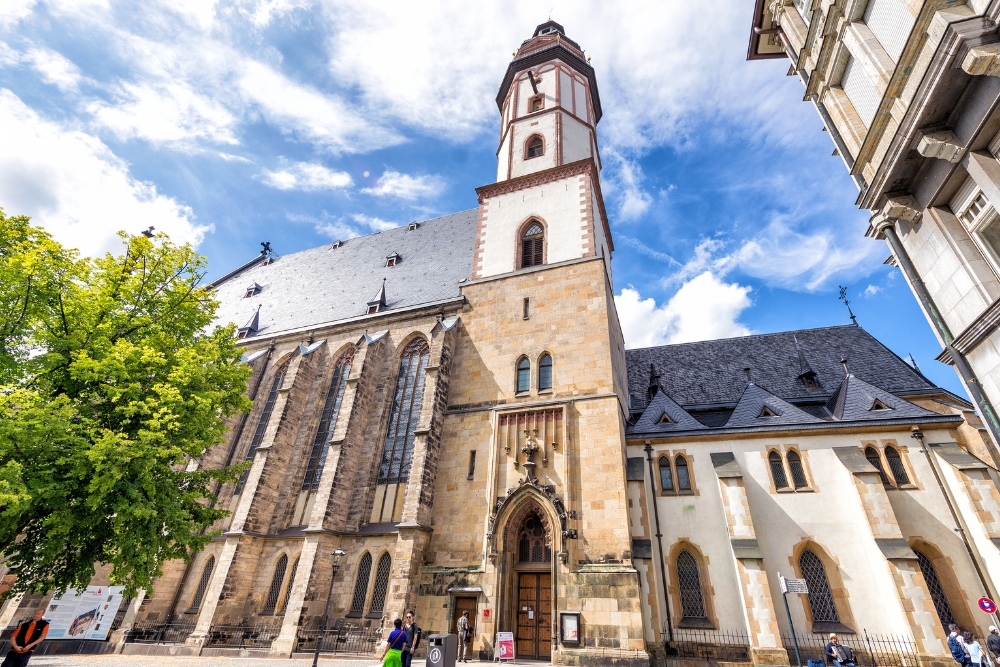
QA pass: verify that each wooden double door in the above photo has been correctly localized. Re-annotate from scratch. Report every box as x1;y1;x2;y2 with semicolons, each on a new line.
516;572;551;660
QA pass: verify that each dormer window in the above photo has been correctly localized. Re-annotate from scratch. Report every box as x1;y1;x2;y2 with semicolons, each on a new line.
758;406;778;418
800;372;818;389
367;305;379;314
526;135;544;159
871;398;891;411
244;282;261;299
386;252;400;267
408;222;419;231
331;240;343;249
657;413;674;424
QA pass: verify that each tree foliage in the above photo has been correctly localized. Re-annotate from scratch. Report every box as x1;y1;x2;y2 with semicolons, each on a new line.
0;209;251;597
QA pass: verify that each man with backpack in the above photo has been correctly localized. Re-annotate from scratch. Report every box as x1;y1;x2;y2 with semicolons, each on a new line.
950;625;973;667
1;609;48;667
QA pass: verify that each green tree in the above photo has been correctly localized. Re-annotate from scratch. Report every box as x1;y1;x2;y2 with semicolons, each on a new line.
0;209;251;597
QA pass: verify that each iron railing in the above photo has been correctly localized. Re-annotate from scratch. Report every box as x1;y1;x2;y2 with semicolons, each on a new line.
663;627;751;661
295;623;383;655
124;620;196;644
204;621;282;649
781;631;918;667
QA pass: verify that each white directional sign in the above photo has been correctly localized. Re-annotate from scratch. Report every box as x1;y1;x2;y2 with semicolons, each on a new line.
779;576;809;595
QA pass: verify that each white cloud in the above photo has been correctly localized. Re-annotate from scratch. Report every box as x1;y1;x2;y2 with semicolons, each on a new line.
261;161;352;191
293;211;397;240
0;89;208;256
0;0;37;27
240;0;312;27
615;274;752;349
604;149;652;221
351;213;395;231
24;47;82;92
0;42;21;66
362;169;443;201
864;284;882;297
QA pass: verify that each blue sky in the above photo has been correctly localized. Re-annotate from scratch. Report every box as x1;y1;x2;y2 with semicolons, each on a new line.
0;0;965;396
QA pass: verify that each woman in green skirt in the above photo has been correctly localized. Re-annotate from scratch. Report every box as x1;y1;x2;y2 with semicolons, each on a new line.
384;618;407;667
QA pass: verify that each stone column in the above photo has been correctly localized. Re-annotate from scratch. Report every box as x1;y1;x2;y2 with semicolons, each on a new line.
270;535;319;656
711;453;787;667
186;537;240;648
109;590;146;650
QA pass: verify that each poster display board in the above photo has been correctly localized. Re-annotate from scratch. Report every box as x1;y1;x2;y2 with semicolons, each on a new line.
45;586;125;640
496;631;515;661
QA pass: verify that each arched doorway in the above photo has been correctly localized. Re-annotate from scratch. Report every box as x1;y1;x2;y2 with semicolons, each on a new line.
510;507;552;660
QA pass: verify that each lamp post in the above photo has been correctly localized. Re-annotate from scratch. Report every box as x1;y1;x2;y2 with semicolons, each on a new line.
313;548;346;667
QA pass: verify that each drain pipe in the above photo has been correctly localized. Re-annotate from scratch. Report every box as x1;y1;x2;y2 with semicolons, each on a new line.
644;443;673;642
875;216;1000;466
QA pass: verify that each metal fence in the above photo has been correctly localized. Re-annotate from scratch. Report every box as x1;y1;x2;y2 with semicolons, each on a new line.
663;627;751;662
295;623;382;655
204;621;282;649
124;620;197;644
781;630;918;667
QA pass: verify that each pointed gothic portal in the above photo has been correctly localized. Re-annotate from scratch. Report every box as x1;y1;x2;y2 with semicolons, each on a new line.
512;509;552;660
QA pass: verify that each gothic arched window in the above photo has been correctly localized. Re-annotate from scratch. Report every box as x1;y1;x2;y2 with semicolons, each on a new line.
659;457;674;493
675;455;691;491
538;354;553;391
517;512;551;563
799;549;840;624
238;360;290;491
526;135;544;158
914;548;956;631
280;557;299;613
865;446;890;485
349;553;373;615
521;222;544;268
263;554;288;614
377;339;430;486
885;446;909;485
517;357;531;393
787;450;808;488
188;556;215;612
769;450;788;489
303;350;354;490
369;553;392;615
676;550;708;622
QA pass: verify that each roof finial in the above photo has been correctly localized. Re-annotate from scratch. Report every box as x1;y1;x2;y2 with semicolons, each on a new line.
908;353;922;374
840;357;850;376
838;286;858;326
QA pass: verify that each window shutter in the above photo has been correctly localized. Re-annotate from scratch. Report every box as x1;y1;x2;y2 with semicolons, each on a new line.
522;239;533;268
842;57;879;128
532;238;542;266
865;0;914;62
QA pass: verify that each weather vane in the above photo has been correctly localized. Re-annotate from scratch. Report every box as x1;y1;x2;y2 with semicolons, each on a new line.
838;286;858;326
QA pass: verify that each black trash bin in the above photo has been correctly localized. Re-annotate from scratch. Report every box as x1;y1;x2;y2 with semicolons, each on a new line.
426;633;457;667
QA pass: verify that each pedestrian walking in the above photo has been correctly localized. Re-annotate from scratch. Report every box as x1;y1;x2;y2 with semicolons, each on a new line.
402;610;421;667
950;625;973;667
457;610;472;663
1;609;48;667
967;632;990;667
382;618;407;667
987;627;1000;664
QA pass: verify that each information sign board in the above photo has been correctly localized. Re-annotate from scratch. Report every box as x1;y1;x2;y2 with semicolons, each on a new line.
780;576;809;595
496;631;515;661
45;586;125;641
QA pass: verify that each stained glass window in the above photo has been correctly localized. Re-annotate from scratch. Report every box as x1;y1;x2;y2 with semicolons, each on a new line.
280;557;299;613
885;446;909;485
675;456;691;491
238;360;290;491
799;549;840;622
866;446;890;485
350;553;372;614
377;339;430;485
659;457;674;493
188;556;214;612
676;550;708;619
770;451;788;489
369;554;392;614
517;513;550;563
787;451;808;488
915;549;956;631
263;554;288;614
303;350;354;490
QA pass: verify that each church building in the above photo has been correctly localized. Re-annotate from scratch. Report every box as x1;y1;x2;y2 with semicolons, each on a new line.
11;20;1000;667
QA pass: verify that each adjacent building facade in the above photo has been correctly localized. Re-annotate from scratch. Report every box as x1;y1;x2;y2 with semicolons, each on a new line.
748;0;1000;465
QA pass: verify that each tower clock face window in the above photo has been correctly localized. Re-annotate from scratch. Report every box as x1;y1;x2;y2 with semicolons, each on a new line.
526;136;544;159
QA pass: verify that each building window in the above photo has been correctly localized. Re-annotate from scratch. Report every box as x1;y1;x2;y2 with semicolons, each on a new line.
529;95;544;113
386;253;400;267
303;350;354;490
263;554;288;614
517;512;551;563
769;451;789;489
238;360;290;491
884;446;910;485
517;357;531;393
842;56;879;128
787;450;808;488
526;136;544;159
520;221;544;268
799;549;840;624
659;457;674;493
468;451;476;480
349;553;373;615
377;338;430;486
676;550;709;623
914;549;957;632
865;446;890;485
244;282;260;298
675;455;691;491
368;553;392;615
538;354;553;391
280;557;299;613
864;0;916;63
793;0;811;24
188;556;215;612
955;186;1000;272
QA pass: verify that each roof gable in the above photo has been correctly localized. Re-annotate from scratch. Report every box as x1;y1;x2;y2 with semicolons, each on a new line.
725;383;824;428
826;374;938;421
633;391;707;433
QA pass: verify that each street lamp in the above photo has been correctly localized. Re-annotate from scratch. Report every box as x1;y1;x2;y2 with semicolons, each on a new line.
313;548;346;667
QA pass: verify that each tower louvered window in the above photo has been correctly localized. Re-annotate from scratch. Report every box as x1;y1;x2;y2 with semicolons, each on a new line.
377;339;430;486
787;451;808;488
527;136;544;157
676;550;708;620
303;350;354;490
263;554;288;614
885;446;909;485
521;223;544;268
238;360;290;491
769;451;788;489
914;549;956;631
865;446;890;485
280;557;299;613
188;556;215;612
799;549;840;623
675;455;691;491
659;457;674;493
349;553;373;614
368;554;392;614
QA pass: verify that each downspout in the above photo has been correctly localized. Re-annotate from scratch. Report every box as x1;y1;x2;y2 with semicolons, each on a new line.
644;443;673;643
164;341;275;621
879;219;1000;465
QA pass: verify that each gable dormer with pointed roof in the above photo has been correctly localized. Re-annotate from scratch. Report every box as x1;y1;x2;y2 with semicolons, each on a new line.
725;383;824;428
825;373;938;421
632;390;708;434
366;278;387;315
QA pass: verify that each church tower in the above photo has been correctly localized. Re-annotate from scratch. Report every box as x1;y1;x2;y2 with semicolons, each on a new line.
472;20;613;281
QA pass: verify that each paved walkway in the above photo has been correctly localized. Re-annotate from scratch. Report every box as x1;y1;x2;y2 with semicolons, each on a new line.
30;658;413;667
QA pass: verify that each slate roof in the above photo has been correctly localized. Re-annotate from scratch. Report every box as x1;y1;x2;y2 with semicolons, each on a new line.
632;391;707;433
723;383;823;428
626;325;937;412
825;373;938;421
211;209;478;337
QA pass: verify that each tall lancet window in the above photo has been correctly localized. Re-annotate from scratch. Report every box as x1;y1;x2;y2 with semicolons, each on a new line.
238;360;289;491
521;222;544;269
303;350;354;490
